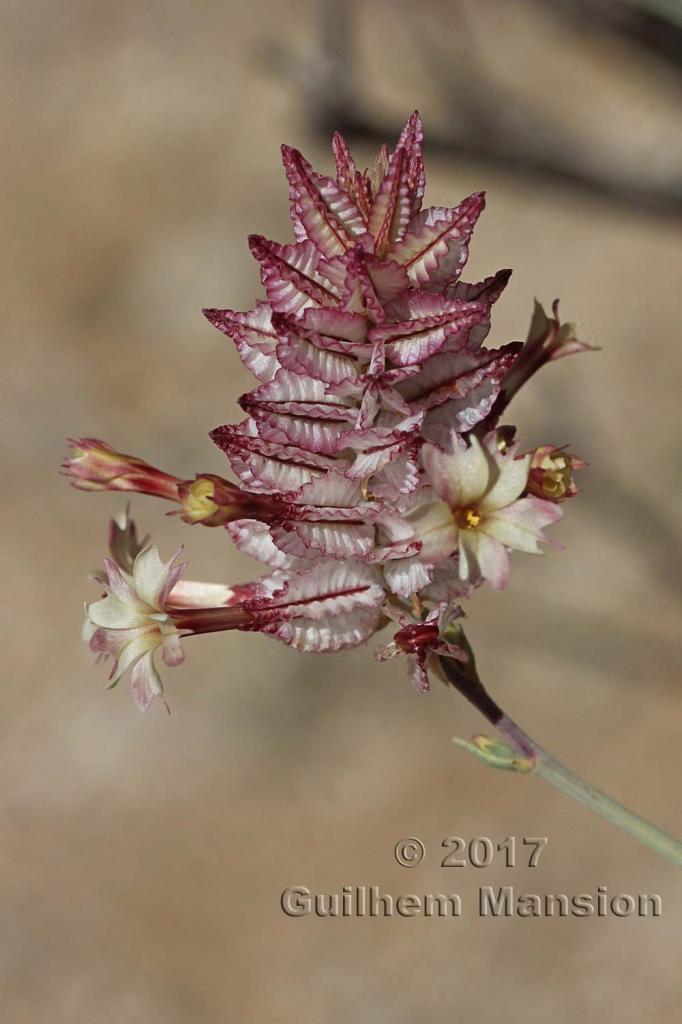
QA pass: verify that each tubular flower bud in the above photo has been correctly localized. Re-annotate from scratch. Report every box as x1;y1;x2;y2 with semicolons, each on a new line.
524;299;596;364
106;507;149;574
480;300;597;430
527;445;586;502
63;438;181;501
175;474;287;527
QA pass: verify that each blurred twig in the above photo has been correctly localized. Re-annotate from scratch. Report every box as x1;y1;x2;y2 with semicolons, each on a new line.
564;0;682;66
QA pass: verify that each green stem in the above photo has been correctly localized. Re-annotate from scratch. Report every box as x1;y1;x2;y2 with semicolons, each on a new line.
438;655;682;867
496;714;682;868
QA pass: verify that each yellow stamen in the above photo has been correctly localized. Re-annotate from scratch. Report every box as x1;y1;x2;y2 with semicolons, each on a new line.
360;477;377;501
454;507;481;529
183;478;221;523
542;467;569;500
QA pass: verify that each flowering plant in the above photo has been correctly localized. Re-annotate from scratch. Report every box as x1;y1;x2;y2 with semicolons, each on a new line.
63;114;680;865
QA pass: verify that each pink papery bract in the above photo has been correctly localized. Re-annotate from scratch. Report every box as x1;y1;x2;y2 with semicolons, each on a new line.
201;113;572;656
72;112;580;704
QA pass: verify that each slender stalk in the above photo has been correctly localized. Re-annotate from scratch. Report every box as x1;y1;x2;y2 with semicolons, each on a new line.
496;714;682;867
438;655;682;867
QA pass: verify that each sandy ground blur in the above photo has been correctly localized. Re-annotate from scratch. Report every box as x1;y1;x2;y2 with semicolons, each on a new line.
2;2;681;1022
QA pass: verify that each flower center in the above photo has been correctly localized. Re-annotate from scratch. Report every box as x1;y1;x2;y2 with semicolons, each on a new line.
182;478;220;523
539;460;571;500
454;507;481;530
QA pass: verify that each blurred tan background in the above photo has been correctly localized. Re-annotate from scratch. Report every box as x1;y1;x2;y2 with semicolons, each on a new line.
2;1;681;1021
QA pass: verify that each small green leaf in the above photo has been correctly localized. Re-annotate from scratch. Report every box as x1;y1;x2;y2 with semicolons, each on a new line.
453;734;535;773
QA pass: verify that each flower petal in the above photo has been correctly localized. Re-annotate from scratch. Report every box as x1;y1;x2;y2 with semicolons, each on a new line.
422;434;490;508
101;558;145;608
406;652;430;693
130;652;164;713
478;453;530;513
474;532;510;590
87;594;149;630
481;497;563;554
162;633;185;667
133;546;186;610
110;629;160;682
457;529;480;584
